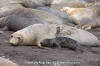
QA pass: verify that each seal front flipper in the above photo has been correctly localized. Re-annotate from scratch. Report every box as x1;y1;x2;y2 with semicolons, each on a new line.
37;42;49;49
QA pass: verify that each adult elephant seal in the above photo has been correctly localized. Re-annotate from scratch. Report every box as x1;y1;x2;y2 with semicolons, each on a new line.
61;7;100;30
9;24;58;48
0;57;18;66
0;0;53;18
57;24;100;46
9;24;100;47
51;0;87;9
36;7;73;26
6;8;73;31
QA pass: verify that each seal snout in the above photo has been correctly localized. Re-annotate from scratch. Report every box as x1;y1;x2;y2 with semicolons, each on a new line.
9;35;21;46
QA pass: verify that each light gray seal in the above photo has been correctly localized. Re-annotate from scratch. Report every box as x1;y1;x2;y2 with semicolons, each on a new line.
9;24;100;47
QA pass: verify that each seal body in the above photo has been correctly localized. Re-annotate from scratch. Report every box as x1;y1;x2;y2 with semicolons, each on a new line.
36;7;74;26
6;8;73;31
0;0;52;8
9;24;57;48
61;7;100;30
41;37;84;52
9;24;100;47
57;25;100;46
61;7;94;25
51;0;87;9
6;9;47;31
0;0;53;18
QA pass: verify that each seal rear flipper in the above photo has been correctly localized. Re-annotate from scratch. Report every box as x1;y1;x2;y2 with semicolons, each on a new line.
92;42;100;47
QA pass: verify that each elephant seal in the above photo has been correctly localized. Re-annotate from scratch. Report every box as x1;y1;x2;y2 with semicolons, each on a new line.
51;0;87;9
36;7;73;25
61;7;100;30
0;0;53;18
6;8;73;31
6;10;47;31
0;57;18;66
57;24;100;46
9;24;58;48
9;24;100;47
40;37;84;52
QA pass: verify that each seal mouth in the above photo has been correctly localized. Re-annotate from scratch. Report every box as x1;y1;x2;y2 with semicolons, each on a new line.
9;40;19;46
10;43;19;46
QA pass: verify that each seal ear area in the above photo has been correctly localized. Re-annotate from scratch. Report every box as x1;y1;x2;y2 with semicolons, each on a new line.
9;35;22;46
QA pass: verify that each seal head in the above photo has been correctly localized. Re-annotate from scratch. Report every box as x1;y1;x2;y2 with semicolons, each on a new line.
9;34;23;46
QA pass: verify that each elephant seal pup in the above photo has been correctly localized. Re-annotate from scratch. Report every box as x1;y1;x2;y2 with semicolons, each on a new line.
6;8;73;31
40;37;84;52
9;24;100;47
0;57;18;66
61;7;100;30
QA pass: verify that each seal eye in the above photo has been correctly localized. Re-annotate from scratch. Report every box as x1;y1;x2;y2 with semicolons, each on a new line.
10;35;13;38
17;37;21;41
